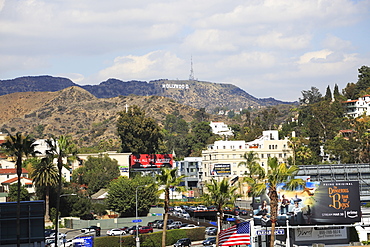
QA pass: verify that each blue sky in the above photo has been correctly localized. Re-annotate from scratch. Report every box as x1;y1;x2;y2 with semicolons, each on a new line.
1;0;369;101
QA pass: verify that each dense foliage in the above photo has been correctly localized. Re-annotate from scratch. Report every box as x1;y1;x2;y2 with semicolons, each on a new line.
106;175;158;217
72;154;120;195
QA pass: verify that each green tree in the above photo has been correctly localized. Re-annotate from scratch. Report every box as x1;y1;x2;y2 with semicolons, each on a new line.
72;154;120;195
203;178;238;246
245;157;304;247
8;183;30;202
324;85;332;101
324;136;356;163
117;105;163;154
31;156;58;222
238;151;264;178
107;176;158;217
155;168;185;247
187;121;214;156
1;133;38;247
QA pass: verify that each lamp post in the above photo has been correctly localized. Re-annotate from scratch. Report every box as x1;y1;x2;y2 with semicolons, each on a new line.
55;194;76;247
135;186;145;247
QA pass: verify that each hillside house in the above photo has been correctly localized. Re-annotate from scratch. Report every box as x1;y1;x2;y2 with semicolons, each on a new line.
343;95;370;118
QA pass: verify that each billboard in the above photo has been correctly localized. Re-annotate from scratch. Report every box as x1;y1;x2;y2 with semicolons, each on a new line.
130;154;173;169
253;180;361;225
210;164;231;175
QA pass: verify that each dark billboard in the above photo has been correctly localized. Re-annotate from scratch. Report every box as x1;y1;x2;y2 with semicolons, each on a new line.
130;154;173;169
253;180;361;226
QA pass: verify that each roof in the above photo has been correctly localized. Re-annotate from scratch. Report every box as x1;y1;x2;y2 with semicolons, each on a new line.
91;189;108;200
0;168;28;174
1;177;32;184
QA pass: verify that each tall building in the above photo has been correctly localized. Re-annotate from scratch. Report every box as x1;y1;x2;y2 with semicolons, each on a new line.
200;130;292;198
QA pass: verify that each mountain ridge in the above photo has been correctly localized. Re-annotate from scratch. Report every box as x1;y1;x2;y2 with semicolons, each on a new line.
0;76;294;112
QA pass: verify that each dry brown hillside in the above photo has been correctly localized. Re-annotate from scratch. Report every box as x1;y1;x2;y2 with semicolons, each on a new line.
0;86;228;147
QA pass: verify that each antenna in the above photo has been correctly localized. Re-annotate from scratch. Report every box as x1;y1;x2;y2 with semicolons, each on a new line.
189;56;194;81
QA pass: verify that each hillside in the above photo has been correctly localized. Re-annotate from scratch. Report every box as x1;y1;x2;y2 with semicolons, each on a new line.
0;76;294;112
0;87;229;147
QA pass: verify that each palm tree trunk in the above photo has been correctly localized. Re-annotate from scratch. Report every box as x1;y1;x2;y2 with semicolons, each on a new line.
16;157;22;247
45;186;50;222
269;189;279;247
161;189;170;247
54;162;62;247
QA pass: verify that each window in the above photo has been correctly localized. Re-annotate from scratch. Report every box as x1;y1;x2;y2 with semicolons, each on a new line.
279;153;282;158
261;154;264;158
239;145;242;149
269;145;271;149
267;154;271;158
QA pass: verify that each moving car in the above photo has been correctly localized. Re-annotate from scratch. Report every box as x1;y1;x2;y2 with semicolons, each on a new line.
202;237;216;246
181;224;198;229
167;221;182;229
106;228;126;236
131;226;154;234
174;238;191;247
80;225;101;236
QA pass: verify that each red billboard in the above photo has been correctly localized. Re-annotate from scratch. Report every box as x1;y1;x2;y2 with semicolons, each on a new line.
129;154;173;169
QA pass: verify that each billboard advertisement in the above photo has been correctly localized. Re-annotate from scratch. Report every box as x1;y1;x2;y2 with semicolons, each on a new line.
253;180;361;225
130;154;173;169
210;164;231;176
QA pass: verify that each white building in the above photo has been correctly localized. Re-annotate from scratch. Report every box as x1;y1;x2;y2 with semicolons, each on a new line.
209;121;233;137
343;95;370;118
200;130;292;198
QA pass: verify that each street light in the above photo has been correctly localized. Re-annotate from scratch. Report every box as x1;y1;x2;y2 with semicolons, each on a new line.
135;185;145;247
55;194;77;247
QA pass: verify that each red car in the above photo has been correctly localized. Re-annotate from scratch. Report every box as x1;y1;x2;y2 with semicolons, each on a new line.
131;226;154;234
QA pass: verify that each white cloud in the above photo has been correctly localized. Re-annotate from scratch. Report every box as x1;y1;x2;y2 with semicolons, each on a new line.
0;0;369;102
97;51;185;81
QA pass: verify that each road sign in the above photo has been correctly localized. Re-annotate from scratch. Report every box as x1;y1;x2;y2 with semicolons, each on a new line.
226;218;236;221
132;219;142;223
256;229;285;236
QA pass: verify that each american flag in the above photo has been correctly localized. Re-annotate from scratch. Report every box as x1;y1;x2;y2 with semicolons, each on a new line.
219;221;250;246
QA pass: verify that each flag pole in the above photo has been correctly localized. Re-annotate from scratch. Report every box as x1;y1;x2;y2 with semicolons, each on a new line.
249;219;254;247
286;219;290;247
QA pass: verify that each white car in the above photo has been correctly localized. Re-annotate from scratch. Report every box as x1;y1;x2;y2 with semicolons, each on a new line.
106;228;126;236
181;224;198;229
174;206;182;211
47;232;66;239
181;211;190;218
197;205;207;211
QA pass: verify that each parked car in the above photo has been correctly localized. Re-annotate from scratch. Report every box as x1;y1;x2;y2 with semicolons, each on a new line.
197;205;207;211
167;221;182;229
181;211;190;219
148;219;161;227
174;238;191;247
131;226;154;234
174;206;182;211
206;227;217;235
189;206;197;211
202;237;216;246
106;228;125;236
157;219;174;229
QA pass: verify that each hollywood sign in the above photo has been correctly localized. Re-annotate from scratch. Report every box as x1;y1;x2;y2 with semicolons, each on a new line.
162;84;189;89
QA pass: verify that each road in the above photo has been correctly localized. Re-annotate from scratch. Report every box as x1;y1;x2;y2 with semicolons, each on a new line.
59;228;210;246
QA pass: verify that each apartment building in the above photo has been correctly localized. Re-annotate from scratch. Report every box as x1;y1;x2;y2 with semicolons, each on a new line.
200;130;292;198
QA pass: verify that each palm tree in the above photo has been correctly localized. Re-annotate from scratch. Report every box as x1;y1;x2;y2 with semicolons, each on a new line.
238;151;264;197
1;133;39;247
203;178;239;247
245;157;305;247
155;168;185;247
31;156;58;222
45;136;77;246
